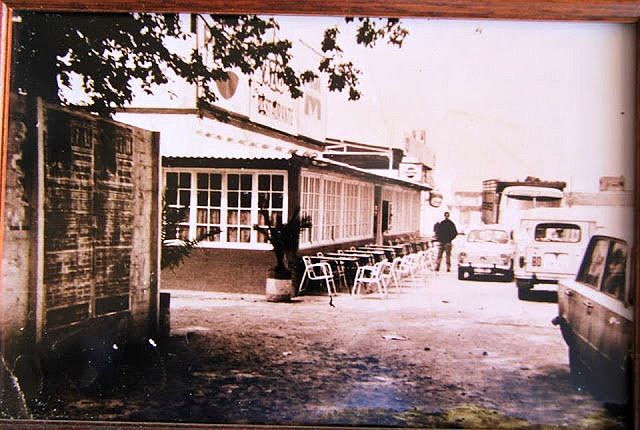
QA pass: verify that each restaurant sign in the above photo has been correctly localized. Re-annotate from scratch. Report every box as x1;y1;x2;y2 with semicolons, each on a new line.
250;59;298;135
249;59;326;140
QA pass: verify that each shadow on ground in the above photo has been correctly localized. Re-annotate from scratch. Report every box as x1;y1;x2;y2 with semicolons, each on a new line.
24;330;630;429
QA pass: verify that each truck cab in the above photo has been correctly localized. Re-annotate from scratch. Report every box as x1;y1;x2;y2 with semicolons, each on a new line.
498;186;564;229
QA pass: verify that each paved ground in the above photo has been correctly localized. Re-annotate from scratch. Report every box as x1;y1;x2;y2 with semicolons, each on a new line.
30;271;630;428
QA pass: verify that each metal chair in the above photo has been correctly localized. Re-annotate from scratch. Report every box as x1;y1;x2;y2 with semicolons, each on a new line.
386;257;402;292
317;252;348;292
395;255;417;281
352;261;387;298
299;256;338;296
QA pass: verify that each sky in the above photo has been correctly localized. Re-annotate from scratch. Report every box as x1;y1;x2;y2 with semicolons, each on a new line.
276;16;636;195
106;15;635;197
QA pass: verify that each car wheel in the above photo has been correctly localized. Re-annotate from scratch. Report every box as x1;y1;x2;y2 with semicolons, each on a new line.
568;345;587;390
516;279;531;300
504;260;515;282
504;269;514;283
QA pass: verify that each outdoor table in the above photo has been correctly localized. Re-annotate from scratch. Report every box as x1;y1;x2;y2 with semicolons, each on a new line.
386;242;413;255
326;252;375;266
310;255;358;292
360;245;399;260
352;248;387;262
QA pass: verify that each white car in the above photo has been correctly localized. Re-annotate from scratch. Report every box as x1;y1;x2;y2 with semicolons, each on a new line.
456;226;515;281
514;210;599;300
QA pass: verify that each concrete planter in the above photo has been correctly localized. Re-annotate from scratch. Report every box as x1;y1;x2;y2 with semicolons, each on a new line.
265;278;294;302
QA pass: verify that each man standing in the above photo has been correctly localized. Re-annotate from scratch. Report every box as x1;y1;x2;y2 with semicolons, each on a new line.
434;211;458;272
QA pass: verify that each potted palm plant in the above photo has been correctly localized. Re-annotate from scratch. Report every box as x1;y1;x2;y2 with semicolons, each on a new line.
254;196;311;302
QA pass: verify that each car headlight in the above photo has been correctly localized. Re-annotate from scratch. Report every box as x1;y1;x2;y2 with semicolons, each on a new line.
500;253;511;265
458;252;467;263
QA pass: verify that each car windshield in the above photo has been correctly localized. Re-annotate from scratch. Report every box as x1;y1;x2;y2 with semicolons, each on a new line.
504;195;562;210
534;223;581;243
467;229;509;244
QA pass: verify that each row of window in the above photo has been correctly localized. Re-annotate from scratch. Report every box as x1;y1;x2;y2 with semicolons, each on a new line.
164;169;421;248
165;170;285;246
299;174;375;246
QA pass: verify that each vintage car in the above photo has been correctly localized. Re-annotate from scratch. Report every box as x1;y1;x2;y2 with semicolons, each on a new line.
513;208;600;300
456;226;515;281
552;234;633;404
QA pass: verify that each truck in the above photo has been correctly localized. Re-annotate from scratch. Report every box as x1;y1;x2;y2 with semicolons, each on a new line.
481;177;567;228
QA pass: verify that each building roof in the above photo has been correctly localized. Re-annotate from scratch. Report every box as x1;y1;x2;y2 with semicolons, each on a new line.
163;153;431;192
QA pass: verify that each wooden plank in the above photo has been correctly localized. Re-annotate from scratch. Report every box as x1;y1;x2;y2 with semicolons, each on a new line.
0;1;639;22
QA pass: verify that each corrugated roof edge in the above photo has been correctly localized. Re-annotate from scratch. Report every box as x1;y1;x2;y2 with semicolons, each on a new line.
162;154;432;191
303;156;432;191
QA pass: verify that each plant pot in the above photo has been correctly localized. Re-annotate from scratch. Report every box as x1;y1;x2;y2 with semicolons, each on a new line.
265;277;293;302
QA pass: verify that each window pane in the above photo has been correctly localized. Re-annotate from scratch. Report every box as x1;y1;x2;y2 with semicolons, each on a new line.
270;211;282;225
602;243;627;300
197;173;208;189
178;226;189;241
166;172;178;188
179;190;191;206
258;175;270;191
166;226;178;240
227;210;238;224
227;227;238;242
241;174;252;190
258;192;269;208
210;174;222;189
179;172;191;188
272;193;283;209
197;209;207;223
241;192;252;208
535;223;581;243
578;239;609;288
228;174;239;190
240;228;251;243
228;192;238;207
210;209;220;224
165;189;177;205
240;210;251;225
196;226;208;239
272;175;284;191
210;191;221;206
197;191;208;206
257;230;268;243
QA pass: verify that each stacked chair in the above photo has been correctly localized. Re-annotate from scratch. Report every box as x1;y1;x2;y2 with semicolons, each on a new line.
299;237;436;299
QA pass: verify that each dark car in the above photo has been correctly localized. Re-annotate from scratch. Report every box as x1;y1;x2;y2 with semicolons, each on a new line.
552;235;633;404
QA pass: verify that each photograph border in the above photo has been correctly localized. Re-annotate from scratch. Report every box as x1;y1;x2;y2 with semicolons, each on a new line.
0;1;638;428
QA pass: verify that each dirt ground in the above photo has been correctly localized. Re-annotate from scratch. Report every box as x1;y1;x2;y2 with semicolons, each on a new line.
27;272;630;429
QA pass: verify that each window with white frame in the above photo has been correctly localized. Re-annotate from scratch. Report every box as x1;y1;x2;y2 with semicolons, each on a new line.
382;186;421;234
226;173;253;243
300;172;375;246
344;183;359;237
165;171;192;240
256;173;285;243
323;179;342;241
164;169;287;248
301;176;321;243
195;173;222;241
358;185;374;236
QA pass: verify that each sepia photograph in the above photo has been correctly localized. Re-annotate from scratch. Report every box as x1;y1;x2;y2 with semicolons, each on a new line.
0;2;637;428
